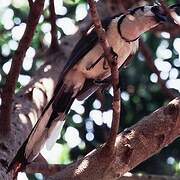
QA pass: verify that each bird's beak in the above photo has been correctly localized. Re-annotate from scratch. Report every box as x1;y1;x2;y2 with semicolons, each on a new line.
151;6;169;22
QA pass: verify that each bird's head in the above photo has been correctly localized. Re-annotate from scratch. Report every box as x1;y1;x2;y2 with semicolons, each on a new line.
119;5;172;42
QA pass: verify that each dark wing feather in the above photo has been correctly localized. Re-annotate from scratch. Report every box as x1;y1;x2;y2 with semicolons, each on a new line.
38;17;114;120
62;16;113;74
53;17;113;96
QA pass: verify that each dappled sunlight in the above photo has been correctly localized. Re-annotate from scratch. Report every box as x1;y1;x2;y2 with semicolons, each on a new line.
12;0;28;8
56;17;78;35
90;109;103;126
8;39;18;51
1;8;14;30
161;32;170;39
3;59;12;74
43;32;51;46
166;79;180;92
93;99;101;109
64;126;82;148
71;99;85;114
72;114;83;123
54;0;67;15
75;3;88;21
17;172;28;180
18;74;31;86
154;58;172;72
167;156;175;165
75;159;89;175
150;73;158;83
102;110;113;128
121;91;130;101
38;78;55;100
28;110;38;127
43;64;52;73
12;23;26;41
41;143;64;164
18;113;28;124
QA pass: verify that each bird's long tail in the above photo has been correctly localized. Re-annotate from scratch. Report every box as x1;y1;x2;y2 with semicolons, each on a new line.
7;83;75;177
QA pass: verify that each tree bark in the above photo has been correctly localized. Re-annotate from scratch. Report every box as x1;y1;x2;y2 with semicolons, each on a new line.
120;174;180;180
47;97;180;180
0;33;81;179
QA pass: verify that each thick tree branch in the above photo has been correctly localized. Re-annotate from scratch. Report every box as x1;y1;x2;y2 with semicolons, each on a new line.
48;97;180;180
26;162;67;176
87;0;121;153
0;0;45;137
120;174;180;180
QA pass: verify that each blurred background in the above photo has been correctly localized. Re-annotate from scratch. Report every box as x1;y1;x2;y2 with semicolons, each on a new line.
0;0;179;179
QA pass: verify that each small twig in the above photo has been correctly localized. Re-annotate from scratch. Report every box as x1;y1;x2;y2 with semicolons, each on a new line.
87;0;121;151
26;162;66;175
159;0;180;26
28;0;33;9
0;0;45;137
139;39;177;99
49;0;59;53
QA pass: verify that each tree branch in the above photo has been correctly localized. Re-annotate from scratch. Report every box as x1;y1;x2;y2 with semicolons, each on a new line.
28;0;33;9
87;0;121;153
119;174;180;180
159;0;180;26
49;0;59;53
26;162;67;176
0;0;45;137
48;97;180;180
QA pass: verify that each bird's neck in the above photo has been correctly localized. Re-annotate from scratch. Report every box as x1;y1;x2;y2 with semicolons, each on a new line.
118;15;158;42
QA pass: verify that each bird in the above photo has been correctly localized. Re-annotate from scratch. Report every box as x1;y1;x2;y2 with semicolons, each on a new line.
7;5;171;176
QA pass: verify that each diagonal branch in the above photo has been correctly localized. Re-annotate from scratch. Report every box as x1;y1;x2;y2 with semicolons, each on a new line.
49;0;59;53
26;162;67;176
87;0;121;153
0;0;45;137
48;97;180;179
159;0;180;26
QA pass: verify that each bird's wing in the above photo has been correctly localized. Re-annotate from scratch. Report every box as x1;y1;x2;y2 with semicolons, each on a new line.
7;17;114;175
62;16;113;75
76;53;137;101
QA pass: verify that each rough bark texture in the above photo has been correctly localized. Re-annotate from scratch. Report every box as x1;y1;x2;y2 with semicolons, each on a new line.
47;97;180;180
0;33;80;179
0;0;45;135
120;174;180;180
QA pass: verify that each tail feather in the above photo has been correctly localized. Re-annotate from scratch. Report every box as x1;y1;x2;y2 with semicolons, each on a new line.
7;84;75;175
6;139;28;174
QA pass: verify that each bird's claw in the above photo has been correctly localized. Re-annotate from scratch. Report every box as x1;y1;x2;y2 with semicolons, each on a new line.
93;79;110;86
110;47;118;61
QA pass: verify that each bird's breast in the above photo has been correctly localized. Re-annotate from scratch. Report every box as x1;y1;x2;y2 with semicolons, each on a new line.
75;40;137;80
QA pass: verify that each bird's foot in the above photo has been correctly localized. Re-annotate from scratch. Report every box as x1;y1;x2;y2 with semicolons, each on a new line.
110;47;118;62
86;54;104;70
93;79;110;86
103;47;118;69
